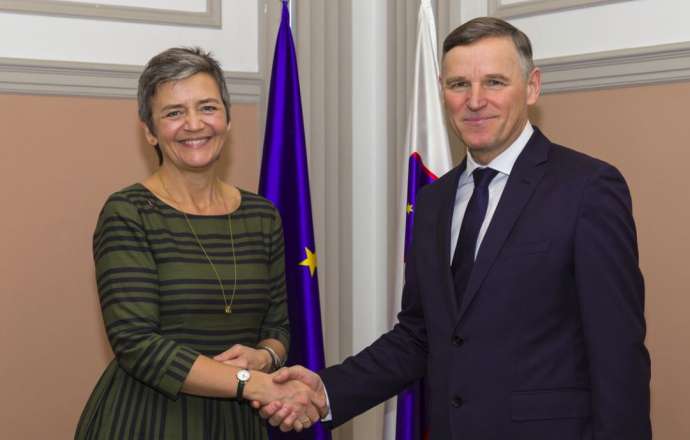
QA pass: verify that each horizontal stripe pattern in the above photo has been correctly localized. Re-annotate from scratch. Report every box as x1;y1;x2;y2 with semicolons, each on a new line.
76;184;288;439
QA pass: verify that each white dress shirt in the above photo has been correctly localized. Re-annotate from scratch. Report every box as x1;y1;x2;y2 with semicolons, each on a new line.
450;122;533;260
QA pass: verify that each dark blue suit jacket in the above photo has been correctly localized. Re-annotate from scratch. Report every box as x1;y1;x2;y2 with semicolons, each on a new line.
320;129;651;439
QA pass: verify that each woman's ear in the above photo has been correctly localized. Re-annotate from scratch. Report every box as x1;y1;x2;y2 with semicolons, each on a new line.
140;121;158;146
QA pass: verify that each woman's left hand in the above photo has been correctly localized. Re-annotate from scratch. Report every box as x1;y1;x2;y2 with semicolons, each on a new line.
214;344;271;372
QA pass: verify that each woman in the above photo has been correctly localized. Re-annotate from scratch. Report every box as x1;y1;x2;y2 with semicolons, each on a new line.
76;47;317;439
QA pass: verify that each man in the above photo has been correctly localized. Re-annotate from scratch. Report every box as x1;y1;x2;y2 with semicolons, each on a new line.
261;17;651;439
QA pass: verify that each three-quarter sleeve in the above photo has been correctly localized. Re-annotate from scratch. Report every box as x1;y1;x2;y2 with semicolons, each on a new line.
258;208;290;351
93;194;200;399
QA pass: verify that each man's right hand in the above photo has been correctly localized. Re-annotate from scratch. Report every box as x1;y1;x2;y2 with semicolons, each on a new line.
252;365;329;432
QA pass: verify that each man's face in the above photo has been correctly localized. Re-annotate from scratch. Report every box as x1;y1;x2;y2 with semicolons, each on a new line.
441;37;541;164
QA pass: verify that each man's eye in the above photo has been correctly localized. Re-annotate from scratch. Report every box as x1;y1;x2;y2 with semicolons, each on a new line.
201;105;218;113
486;79;505;87
448;81;469;89
165;110;182;118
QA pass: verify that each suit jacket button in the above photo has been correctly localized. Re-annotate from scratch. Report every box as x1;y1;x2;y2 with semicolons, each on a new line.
451;396;463;408
452;336;464;346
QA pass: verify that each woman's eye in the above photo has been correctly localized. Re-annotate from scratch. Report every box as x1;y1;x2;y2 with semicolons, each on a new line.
201;105;218;113
165;110;182;118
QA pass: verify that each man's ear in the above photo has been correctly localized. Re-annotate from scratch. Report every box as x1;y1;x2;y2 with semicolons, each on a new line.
526;67;542;105
140;121;158;146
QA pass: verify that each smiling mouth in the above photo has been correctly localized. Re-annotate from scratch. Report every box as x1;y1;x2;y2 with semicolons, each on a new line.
463;116;496;124
177;137;212;148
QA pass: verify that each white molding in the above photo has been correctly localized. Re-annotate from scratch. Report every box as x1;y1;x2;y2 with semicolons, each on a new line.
539;41;690;94
0;0;221;27
0;57;262;103
488;0;627;19
3;22;690;99
0;1;269;102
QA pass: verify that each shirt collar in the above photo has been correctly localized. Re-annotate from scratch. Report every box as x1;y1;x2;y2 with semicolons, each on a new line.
463;122;534;181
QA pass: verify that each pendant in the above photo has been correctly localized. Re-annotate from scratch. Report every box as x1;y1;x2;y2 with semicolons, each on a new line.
224;305;232;314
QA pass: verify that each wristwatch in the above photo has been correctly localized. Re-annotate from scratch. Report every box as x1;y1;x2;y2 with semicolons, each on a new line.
236;369;251;400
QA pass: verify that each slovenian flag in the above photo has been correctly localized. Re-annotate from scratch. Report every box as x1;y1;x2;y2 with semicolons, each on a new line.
386;1;453;440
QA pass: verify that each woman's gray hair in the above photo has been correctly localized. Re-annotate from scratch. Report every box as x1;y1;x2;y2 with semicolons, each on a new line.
137;47;231;164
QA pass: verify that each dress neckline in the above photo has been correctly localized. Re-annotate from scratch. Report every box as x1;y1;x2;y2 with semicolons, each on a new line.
135;182;244;218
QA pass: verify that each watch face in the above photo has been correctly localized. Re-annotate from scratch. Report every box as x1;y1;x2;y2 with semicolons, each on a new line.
237;369;251;381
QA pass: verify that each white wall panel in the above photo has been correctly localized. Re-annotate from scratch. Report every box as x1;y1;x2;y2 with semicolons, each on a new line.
510;0;690;60
450;0;690;92
0;0;257;72
56;0;206;12
457;0;690;60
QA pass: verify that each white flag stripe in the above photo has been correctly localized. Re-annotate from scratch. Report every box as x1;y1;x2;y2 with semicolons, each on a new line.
384;1;453;439
392;0;452;326
404;1;452;175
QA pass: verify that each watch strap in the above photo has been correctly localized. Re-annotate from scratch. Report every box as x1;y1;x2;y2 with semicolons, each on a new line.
236;369;250;400
236;379;246;400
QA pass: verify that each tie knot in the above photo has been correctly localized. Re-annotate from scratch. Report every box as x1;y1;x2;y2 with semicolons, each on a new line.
472;167;498;190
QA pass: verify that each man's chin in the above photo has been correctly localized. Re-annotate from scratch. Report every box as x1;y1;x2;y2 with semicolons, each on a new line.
462;138;494;153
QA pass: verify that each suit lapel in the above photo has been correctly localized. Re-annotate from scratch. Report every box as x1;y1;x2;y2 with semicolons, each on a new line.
436;160;465;314
456;130;551;324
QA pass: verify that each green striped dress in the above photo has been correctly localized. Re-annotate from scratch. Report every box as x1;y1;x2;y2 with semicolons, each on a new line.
76;184;289;440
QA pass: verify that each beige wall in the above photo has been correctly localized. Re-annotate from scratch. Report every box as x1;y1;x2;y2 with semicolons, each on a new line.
0;94;260;439
2;81;689;438
533;81;690;439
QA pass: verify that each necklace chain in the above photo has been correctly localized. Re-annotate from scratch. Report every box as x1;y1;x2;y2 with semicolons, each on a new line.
158;174;237;314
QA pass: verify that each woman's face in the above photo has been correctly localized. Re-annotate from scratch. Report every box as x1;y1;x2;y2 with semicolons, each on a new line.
143;72;230;171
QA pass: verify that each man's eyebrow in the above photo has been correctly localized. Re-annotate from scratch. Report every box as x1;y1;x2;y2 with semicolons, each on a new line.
443;73;512;82
485;73;510;81
444;75;468;82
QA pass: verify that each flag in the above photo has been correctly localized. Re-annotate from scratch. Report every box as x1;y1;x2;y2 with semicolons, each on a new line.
387;1;453;440
259;1;331;440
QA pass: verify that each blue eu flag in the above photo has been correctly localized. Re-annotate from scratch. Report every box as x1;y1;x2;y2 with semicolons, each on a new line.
259;2;330;440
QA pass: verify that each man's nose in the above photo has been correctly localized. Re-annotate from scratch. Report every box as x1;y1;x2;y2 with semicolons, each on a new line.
467;84;486;110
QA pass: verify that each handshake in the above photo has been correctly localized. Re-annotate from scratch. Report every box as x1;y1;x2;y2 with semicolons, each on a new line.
247;366;329;432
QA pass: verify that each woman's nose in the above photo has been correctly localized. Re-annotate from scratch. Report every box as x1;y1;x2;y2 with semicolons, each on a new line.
184;111;204;130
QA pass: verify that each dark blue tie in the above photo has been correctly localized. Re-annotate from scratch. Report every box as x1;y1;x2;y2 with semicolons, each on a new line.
451;167;499;305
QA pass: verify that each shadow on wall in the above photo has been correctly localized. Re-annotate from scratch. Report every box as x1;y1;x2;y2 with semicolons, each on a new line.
528;105;543;128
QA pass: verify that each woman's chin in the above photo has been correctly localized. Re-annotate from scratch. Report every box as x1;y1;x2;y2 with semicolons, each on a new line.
169;153;222;171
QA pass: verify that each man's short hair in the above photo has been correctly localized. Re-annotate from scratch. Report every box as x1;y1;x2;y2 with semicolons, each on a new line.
443;17;535;76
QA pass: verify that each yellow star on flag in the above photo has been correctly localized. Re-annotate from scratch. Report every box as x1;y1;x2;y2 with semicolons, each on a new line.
406;203;414;214
299;247;318;277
